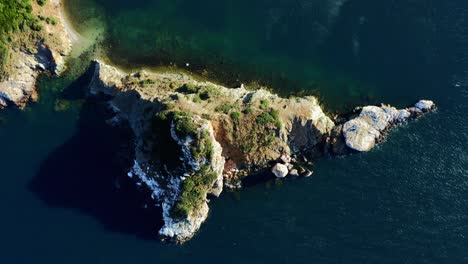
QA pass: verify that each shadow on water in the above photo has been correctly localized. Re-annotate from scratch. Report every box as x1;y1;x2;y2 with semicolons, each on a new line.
28;91;163;241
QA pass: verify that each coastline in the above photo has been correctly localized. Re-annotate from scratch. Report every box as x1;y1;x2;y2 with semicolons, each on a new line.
87;60;436;243
0;0;74;109
56;0;81;44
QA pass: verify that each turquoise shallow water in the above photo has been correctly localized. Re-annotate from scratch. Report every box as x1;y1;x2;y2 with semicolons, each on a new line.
1;0;468;263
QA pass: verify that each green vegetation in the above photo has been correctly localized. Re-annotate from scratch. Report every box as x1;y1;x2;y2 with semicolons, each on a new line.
215;102;236;114
155;110;218;219
46;17;57;25
182;83;198;93
38;15;56;25
191;129;214;161
0;0;43;75
236;108;282;154
259;99;270;109
192;94;202;103
201;113;211;120
230;111;241;122
180;83;221;101
139;79;156;88
168;111;214;161
172;111;197;139
256;109;282;129
243;108;253;115
198;84;220;100
171;165;218;219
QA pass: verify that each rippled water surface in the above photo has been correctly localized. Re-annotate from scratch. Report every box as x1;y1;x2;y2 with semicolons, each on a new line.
1;0;468;263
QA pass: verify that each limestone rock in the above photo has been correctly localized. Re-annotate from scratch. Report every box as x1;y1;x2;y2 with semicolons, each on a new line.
343;101;436;152
272;163;289;178
343;118;380;152
415;100;435;111
289;169;299;177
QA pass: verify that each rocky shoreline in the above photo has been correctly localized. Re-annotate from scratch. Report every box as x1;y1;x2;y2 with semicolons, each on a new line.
86;60;436;243
0;0;72;109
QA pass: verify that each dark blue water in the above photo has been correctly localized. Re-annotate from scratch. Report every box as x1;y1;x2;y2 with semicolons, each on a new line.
1;0;468;263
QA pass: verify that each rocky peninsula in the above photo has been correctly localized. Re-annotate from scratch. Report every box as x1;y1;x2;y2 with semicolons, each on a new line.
87;60;436;243
0;0;72;109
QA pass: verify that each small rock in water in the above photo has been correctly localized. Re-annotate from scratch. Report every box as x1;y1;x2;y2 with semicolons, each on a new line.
303;170;313;177
289;169;299;177
415;100;435;111
272;163;289;178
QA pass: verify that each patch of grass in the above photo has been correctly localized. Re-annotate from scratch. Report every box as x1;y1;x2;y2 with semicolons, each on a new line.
45;17;57;25
182;83;199;93
259;99;270;109
215;102;236;114
190;129;214;161
171;165;218;219
256;109;281;129
230;111;241;122
198;84;220;100
201;113;211;120
139;79;156;88
243;108;253;115
192;94;202;103
172;111;198;139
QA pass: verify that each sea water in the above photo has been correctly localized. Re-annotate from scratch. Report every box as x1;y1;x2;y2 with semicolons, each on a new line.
1;0;467;263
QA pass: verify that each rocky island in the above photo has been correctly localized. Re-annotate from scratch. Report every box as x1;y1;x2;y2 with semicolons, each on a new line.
87;60;436;243
0;0;72;108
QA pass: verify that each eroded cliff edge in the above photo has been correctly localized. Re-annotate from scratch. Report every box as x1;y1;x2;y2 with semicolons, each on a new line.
0;0;72;109
87;60;435;243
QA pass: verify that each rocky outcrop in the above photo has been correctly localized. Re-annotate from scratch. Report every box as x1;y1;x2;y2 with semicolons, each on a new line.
86;60;436;243
0;0;72;109
272;163;289;178
341;101;436;152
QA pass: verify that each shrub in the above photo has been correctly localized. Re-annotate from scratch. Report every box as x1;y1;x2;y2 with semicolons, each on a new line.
139;79;156;88
183;83;199;93
173;112;197;139
0;0;36;35
170;165;218;219
45;17;57;25
192;94;202;103
37;0;47;6
198;84;220;100
259;99;270;109
215;102;236;114
230;111;241;122
256;109;281;129
243;108;253;114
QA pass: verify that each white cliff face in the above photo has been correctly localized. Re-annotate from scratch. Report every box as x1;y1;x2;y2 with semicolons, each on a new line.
343;101;436;152
126;112;225;243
